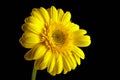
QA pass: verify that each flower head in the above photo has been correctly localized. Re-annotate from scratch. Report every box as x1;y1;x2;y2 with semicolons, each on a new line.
19;6;91;76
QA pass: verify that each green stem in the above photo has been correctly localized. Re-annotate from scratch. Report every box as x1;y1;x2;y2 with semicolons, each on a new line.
31;67;37;80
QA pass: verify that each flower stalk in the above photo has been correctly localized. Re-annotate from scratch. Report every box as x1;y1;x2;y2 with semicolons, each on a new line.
32;67;37;80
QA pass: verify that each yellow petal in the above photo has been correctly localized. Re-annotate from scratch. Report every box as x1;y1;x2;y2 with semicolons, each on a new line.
68;23;79;32
34;57;43;69
39;7;50;23
58;9;64;21
24;49;35;60
33;44;47;60
75;36;91;47
47;54;55;73
24;16;44;32
69;53;77;69
22;22;44;34
63;68;68;74
73;30;91;47
62;11;71;24
64;51;76;70
19;32;40;48
71;45;85;59
73;29;87;35
73;53;81;65
49;52;58;75
43;50;52;63
20;32;40;43
36;59;47;70
49;6;58;22
62;53;71;73
24;16;42;24
56;54;63;74
23;8;45;33
31;8;44;24
35;50;52;70
24;44;47;60
50;67;56;76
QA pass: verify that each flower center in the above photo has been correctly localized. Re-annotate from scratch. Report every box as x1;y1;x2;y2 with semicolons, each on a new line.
52;30;65;45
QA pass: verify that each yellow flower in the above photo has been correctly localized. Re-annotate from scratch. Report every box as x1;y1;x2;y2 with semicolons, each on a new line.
19;6;91;76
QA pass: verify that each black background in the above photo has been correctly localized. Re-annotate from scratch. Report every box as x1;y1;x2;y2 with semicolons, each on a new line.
5;0;99;80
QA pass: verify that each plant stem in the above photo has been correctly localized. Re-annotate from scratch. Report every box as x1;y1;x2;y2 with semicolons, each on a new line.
31;67;37;80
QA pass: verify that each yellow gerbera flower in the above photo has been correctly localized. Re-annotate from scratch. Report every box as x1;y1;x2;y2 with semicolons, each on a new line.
19;6;91;76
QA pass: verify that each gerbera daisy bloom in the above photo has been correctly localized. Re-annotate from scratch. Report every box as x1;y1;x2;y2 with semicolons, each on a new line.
19;6;91;76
